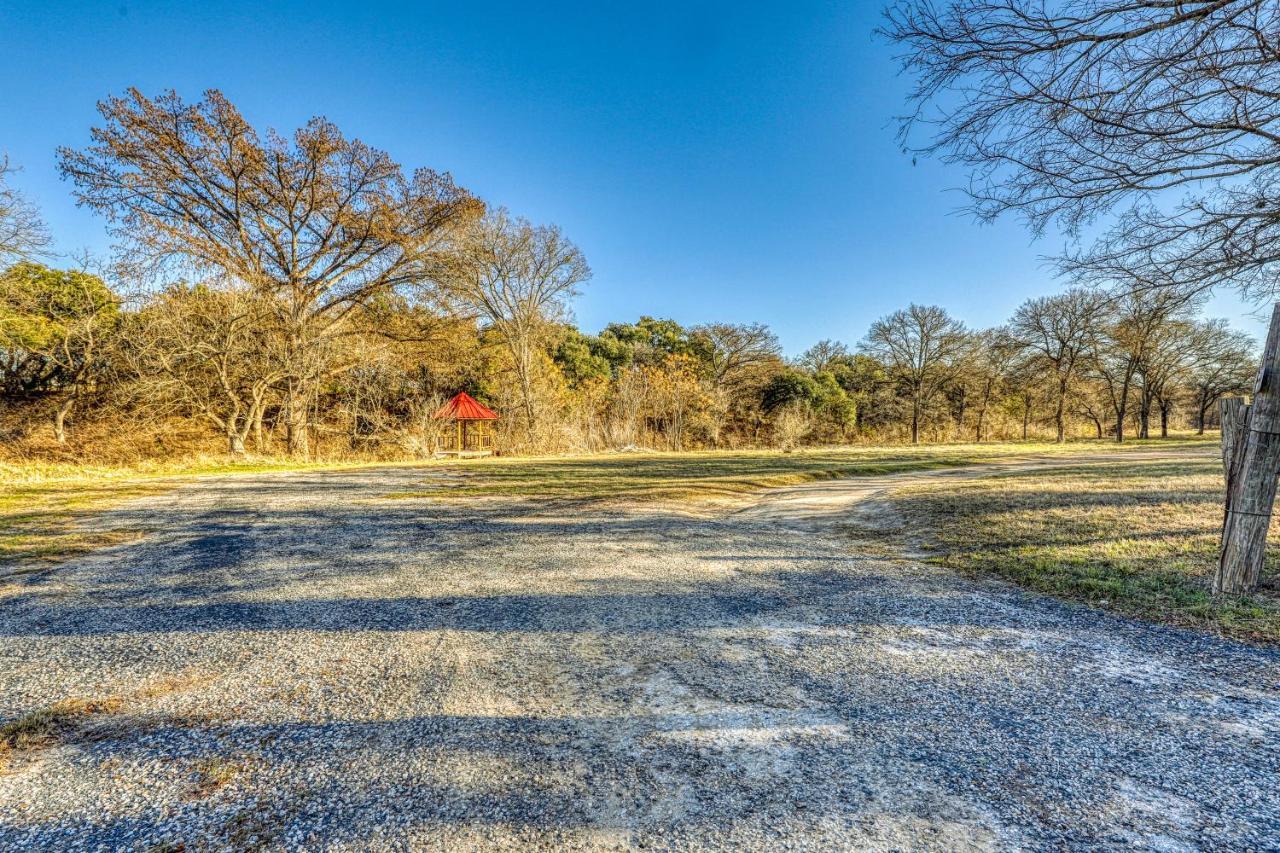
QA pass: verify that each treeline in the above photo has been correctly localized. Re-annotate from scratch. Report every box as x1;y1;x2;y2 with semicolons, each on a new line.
0;90;1258;460
0;261;1255;458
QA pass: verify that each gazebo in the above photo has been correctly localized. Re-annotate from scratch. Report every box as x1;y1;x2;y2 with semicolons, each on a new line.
431;392;499;457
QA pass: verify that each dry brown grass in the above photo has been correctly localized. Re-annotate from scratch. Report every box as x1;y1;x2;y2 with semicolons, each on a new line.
0;670;214;773
0;696;123;772
879;455;1280;643
186;755;253;800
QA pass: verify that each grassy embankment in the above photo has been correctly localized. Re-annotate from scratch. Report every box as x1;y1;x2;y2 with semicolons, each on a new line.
875;449;1280;643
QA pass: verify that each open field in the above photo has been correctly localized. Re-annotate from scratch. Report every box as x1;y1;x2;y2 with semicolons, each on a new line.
1;437;1212;571
387;436;1218;502
2;438;1279;849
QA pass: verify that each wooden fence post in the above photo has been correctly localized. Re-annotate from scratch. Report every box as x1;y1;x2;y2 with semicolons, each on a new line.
1220;396;1249;494
1215;303;1280;594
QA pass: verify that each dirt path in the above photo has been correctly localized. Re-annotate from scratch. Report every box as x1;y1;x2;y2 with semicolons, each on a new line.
1;448;1277;851
733;447;1213;529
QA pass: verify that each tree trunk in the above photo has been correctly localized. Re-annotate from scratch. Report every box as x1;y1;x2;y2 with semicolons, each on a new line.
1217;303;1280;594
1138;385;1151;439
512;339;537;444
1159;401;1170;438
285;383;310;458
252;405;266;451
53;397;74;444
1054;380;1067;443
910;397;920;444
228;431;247;456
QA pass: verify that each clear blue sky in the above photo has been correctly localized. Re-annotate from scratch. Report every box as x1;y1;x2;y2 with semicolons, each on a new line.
0;0;1263;353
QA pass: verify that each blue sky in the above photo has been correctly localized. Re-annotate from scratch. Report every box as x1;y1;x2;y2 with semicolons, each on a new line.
0;0;1263;353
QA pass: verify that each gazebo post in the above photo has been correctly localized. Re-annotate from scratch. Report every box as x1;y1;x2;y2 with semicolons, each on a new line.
456;419;463;452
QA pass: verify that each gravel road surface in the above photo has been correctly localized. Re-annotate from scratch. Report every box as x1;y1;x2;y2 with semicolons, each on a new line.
1;450;1277;851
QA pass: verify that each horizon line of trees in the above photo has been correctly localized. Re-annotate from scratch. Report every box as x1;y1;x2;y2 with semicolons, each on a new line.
1;256;1255;458
0;89;1260;460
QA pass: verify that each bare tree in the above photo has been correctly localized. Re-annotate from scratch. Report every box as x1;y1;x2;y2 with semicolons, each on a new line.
1137;317;1200;438
124;281;285;455
799;339;849;373
692;323;781;391
861;304;968;443
0;158;49;265
969;327;1020;441
58;88;480;456
883;0;1280;294
1085;290;1197;442
448;208;591;436
1185;320;1257;434
1009;289;1104;442
1072;381;1111;440
689;323;781;447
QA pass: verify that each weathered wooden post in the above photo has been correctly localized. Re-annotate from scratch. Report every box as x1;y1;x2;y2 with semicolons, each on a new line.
1215;303;1280;594
1219;396;1249;492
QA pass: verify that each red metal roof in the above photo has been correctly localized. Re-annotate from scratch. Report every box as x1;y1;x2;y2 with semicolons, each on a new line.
432;392;499;420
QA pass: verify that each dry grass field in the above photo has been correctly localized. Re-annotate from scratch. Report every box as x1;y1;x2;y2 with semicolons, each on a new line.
4;437;1214;574
382;437;1216;502
873;453;1280;643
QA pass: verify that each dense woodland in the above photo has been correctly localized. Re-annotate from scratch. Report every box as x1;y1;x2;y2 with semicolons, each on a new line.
0;90;1260;460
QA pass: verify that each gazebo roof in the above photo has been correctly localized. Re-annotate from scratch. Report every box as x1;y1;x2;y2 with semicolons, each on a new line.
432;392;499;421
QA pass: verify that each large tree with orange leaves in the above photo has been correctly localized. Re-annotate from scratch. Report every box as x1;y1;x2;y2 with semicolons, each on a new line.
59;88;482;455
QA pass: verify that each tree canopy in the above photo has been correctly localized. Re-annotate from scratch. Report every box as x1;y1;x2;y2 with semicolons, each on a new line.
58;88;482;453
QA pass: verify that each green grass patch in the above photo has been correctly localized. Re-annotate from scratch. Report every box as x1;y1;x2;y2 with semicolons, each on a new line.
880;454;1280;643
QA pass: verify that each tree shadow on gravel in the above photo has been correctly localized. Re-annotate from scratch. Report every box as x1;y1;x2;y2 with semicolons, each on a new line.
0;568;1008;637
4;491;1280;661
4;670;1279;851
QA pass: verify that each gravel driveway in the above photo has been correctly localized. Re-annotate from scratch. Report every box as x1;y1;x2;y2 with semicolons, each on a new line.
1;452;1278;851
